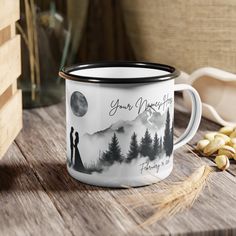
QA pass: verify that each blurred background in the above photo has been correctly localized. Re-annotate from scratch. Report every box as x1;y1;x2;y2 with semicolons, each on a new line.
18;0;134;108
18;0;236;119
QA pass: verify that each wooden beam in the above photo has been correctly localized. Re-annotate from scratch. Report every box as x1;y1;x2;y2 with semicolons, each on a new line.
0;0;20;31
0;26;11;46
0;90;22;158
0;84;17;109
0;35;21;96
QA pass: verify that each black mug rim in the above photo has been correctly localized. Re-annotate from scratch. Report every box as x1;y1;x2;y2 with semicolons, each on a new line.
59;61;180;84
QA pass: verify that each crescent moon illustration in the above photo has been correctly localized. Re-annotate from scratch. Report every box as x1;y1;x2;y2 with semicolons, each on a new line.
70;91;88;117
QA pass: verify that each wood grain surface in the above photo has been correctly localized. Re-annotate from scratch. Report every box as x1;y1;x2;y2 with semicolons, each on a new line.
0;34;21;96
0;2;22;160
0;0;19;31
0;91;22;158
0;102;236;235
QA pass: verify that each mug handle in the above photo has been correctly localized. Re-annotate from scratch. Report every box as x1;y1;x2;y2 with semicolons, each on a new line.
174;84;202;150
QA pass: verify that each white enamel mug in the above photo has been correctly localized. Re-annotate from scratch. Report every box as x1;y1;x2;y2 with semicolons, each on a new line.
59;62;202;187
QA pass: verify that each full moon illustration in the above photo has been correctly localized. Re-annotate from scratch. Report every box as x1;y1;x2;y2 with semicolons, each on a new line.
70;91;88;117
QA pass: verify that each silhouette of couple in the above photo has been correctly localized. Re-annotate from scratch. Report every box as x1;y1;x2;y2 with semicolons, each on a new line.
70;127;85;172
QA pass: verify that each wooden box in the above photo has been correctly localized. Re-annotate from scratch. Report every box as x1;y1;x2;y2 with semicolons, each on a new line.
0;0;22;158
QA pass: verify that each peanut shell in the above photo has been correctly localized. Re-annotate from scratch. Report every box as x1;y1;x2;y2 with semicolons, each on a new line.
215;133;231;144
204;132;218;141
196;139;210;151
218;145;236;159
215;155;230;171
219;126;234;136
230;130;236;138
203;137;225;156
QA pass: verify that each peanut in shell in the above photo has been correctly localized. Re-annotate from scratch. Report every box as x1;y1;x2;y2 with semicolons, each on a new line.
215;155;230;171
218;145;236;159
196;139;210;152
204;132;218;141
203;137;225;156
219;126;234;136
215;133;231;144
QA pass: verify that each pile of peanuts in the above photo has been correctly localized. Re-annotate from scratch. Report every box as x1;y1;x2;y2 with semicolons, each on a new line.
196;126;236;171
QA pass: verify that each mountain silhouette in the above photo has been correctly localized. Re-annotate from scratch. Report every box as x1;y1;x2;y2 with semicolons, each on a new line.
80;108;168;165
84;108;166;139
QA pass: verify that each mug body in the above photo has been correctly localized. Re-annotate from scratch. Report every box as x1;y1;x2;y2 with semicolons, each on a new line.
62;62;179;187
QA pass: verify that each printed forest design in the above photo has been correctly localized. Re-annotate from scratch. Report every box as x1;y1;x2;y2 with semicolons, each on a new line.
99;129;164;165
69;105;173;174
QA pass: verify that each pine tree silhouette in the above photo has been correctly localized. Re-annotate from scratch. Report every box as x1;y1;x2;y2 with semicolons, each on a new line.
100;152;111;166
159;136;163;153
164;109;173;156
100;133;123;165
151;133;159;160
170;125;173;152
140;129;153;158
126;132;139;163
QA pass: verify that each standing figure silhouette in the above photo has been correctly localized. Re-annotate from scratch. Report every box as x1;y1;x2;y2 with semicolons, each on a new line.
74;131;85;172
70;127;74;166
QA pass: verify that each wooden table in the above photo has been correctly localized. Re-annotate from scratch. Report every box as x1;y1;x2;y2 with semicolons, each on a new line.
1;102;236;236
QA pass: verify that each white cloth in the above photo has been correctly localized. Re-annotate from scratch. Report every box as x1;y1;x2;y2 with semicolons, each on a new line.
175;67;236;127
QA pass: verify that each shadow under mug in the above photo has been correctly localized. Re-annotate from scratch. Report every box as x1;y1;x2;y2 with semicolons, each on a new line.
59;61;202;187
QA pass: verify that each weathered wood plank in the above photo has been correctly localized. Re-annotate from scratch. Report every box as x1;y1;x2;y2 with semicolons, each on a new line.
0;142;72;236
13;102;236;235
0;84;17;109
0;0;19;31
0;90;22;159
0;26;11;46
0;35;21;96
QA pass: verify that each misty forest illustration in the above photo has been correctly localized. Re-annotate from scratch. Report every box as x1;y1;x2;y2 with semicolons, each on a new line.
69;109;173;174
